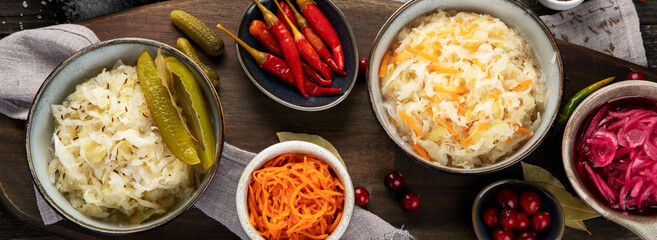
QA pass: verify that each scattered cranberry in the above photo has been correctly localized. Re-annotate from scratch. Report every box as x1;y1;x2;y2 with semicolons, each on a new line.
531;211;551;233
496;189;518;209
499;209;517;229
520;191;542;214
354;187;370;206
515;212;530;231
492;227;513;240
401;192;420;212
384;171;405;191
482;207;499;227
627;70;646;80
516;230;537;240
358;57;368;75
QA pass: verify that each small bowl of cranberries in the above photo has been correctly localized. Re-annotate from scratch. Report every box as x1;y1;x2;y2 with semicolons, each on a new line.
472;179;565;240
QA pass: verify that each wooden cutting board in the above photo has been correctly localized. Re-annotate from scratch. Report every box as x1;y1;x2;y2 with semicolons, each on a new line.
1;0;655;239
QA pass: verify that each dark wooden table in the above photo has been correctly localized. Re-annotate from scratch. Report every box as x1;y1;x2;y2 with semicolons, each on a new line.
1;0;657;239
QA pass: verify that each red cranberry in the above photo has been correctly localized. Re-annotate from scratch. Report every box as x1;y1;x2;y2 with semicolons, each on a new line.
358;57;368;75
492;227;513;240
496;189;518;209
519;191;542;214
401;192;420;212
515;212;530;231
627;70;646;80
498;209;516;229
354;187;370;206
531;211;551;233
482;207;499;227
384;171;405;191
516;230;537;240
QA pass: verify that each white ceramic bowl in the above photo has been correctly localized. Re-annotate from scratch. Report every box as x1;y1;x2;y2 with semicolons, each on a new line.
367;0;563;174
26;38;225;234
538;0;584;11
236;141;354;240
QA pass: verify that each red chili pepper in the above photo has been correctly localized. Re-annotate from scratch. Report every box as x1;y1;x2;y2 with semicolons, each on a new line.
276;1;297;34
249;19;331;86
254;0;308;98
284;0;345;76
249;20;283;57
275;0;332;81
216;24;340;96
296;0;344;71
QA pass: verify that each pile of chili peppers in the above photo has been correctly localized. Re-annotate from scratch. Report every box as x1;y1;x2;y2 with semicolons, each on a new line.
217;0;345;97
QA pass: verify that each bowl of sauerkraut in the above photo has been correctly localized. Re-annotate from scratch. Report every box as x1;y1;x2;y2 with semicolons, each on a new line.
26;38;224;233
368;0;562;174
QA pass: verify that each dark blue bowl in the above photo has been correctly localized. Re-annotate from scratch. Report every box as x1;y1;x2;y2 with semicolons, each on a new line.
472;180;565;240
235;0;358;111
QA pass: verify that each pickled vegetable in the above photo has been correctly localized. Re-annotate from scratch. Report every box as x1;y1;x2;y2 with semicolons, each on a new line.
165;56;217;170
176;38;220;87
170;10;224;56
137;50;201;165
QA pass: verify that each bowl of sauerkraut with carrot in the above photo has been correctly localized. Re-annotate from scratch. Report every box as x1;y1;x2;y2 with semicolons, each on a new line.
368;0;562;174
236;141;354;240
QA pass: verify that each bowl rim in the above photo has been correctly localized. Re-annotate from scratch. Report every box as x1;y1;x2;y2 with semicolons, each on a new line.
235;141;354;240
25;37;226;234
366;0;564;174
235;0;359;111
537;0;585;11
471;179;566;240
562;80;657;235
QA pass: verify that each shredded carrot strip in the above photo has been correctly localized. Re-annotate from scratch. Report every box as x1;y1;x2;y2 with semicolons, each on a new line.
513;80;532;92
472;58;486;70
459;122;488;145
425;94;436;103
488;93;499;99
379;51;391;78
505;138;512;143
428;63;460;74
411;143;431;160
406;46;440;63
391;51;410;63
433;84;468;94
248;153;344;240
434;116;456;136
459;23;479;36
516;127;530;133
399;110;422;138
390;116;398;126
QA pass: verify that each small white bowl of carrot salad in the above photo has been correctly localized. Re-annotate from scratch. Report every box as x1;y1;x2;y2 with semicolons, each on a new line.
236;141;354;240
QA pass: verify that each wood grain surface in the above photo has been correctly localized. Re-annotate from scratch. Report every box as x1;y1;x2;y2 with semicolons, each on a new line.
1;0;657;239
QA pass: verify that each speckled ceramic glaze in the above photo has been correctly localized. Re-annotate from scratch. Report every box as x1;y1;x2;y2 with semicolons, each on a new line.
562;80;657;239
472;180;565;240
236;0;358;111
25;38;225;234
538;0;584;11
367;0;563;174
236;141;354;240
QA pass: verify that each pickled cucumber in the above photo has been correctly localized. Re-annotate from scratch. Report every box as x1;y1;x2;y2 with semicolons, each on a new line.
165;56;217;170
137;50;201;165
176;38;220;87
171;10;224;56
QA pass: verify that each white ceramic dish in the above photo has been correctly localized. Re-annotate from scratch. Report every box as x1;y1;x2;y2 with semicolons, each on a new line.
538;0;584;11
235;141;354;240
26;38;225;234
367;0;563;174
562;80;657;238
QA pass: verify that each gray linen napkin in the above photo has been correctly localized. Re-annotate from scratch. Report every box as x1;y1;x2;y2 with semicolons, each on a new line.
4;25;412;239
390;0;647;66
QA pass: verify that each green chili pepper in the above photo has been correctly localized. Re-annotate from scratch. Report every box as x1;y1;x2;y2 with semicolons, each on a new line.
557;76;615;125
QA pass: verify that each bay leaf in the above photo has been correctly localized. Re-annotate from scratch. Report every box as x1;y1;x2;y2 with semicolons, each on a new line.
566;220;592;235
522;162;566;189
154;49;195;141
168;58;205;151
276;132;344;165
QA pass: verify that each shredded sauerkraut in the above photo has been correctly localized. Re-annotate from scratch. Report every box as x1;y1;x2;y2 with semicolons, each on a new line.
381;9;547;169
49;63;198;224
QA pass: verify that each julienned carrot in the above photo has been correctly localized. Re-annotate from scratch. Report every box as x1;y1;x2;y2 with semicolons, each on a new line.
399;110;421;137
217;24;341;96
254;0;308;98
248;153;345;240
284;0;345;76
379;51;390;78
411;143;431;160
248;20;332;86
275;0;333;81
513;80;532;92
296;0;344;71
460;122;488;145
